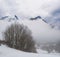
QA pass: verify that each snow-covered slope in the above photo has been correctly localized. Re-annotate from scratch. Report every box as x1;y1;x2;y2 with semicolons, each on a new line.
0;45;60;57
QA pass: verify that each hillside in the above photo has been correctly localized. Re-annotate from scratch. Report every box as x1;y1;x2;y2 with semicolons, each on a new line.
0;45;60;57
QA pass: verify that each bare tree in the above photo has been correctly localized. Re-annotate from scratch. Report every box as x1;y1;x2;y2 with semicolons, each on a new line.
4;23;36;53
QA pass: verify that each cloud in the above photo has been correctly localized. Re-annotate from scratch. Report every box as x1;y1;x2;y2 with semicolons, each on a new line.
0;0;60;18
45;8;60;30
0;19;60;43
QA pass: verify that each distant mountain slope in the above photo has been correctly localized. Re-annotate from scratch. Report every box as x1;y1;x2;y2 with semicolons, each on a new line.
0;15;60;30
0;15;18;22
30;16;42;20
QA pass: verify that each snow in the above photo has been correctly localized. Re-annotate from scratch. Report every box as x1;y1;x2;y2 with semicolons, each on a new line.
37;49;48;54
0;45;60;57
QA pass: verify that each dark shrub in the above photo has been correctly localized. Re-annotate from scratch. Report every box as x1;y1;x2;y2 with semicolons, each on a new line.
4;23;36;53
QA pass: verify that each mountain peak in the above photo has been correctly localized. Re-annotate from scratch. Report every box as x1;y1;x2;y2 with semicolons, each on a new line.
0;15;19;22
30;16;42;20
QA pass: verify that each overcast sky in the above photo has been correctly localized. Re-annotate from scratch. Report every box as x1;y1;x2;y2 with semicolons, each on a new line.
0;0;60;18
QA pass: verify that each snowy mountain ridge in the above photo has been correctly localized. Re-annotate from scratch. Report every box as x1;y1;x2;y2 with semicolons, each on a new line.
0;15;60;30
0;15;19;22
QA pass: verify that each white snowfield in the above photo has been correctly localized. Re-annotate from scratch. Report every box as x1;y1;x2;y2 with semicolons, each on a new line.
0;45;60;57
